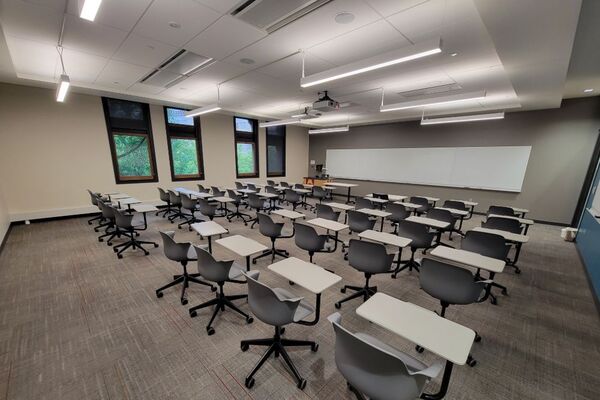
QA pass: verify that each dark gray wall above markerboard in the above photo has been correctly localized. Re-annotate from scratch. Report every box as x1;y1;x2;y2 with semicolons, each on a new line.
308;97;600;224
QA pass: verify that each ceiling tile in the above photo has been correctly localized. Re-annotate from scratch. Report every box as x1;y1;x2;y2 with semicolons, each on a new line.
185;15;266;60
0;0;63;44
95;60;151;88
364;0;430;17
258;52;335;82
128;82;167;95
192;0;239;14
133;0;221;47
112;34;178;68
307;19;410;66
71;0;154;32
5;35;58;79
62;14;128;57
54;48;108;83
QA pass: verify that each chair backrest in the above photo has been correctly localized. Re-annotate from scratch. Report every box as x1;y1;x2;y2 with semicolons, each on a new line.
197;184;209;193
487;205;515;216
285;189;300;202
347;239;394;274
265;185;278;195
247;183;258;191
294;223;326;252
347;210;376;233
245;270;300;327
294;183;304;189
87;189;98;206
420;258;485;305
198;198;216;217
168;190;181;206
227;189;242;203
355;197;373;210
180;193;197;211
257;213;283;238
316;204;340;221
280;181;290;187
426;208;455;225
248;193;265;209
387;203;410;222
235;182;245;189
158;187;170;202
267;180;276;186
443;200;467;211
461;231;510;261
373;192;389;200
98;200;115;219
313;186;326;198
160;231;192;262
482;217;521;234
194;245;233;282
113;208;134;229
211;186;224;196
328;313;431;400
410;196;430;212
396;220;434;249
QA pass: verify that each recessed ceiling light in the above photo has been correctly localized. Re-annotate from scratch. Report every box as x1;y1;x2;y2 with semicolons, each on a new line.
168;22;181;28
335;12;355;24
240;58;255;65
584;88;594;93
450;52;458;57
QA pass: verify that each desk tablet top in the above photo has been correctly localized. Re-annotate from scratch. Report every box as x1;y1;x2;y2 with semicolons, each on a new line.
366;194;407;202
191;221;228;237
358;230;412;248
268;257;341;294
118;197;141;205
257;192;279;198
472;227;529;243
487;214;534;225
356;293;475;365
395;201;421;209
435;207;469;216
237;189;257;194
449;199;478;207
212;196;234;203
216;235;268;257
306;218;349;232
108;193;130;200
271;209;305;220
325;202;354;211
430;246;505;273
132;204;158;213
327;182;358;188
357;208;391;218
406;216;450;229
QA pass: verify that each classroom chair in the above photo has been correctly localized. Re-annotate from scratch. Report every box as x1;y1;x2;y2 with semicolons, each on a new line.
112;208;158;259
178;193;202;230
487;205;516;216
410;196;431;215
156;188;175;218
252;213;292;263
315;204;341;222
197;184;210;193
393;220;435;276
226;189;251;224
247;194;271;228
387;202;410;234
355;197;374;210
482;217;521;233
426;208;457;244
294;223;333;263
168;190;186;222
284;189;302;211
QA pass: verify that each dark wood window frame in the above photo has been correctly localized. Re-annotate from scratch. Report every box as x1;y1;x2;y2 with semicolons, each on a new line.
163;106;205;182
266;125;286;177
234;116;260;179
102;97;158;184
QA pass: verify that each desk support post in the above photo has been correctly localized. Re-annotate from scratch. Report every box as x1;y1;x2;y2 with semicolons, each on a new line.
420;360;454;400
296;293;321;326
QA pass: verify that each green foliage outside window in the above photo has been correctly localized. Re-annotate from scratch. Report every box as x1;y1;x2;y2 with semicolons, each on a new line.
171;138;199;176
113;134;152;177
236;142;256;175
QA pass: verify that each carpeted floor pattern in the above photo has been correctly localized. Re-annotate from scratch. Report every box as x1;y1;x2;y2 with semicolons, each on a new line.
0;198;599;400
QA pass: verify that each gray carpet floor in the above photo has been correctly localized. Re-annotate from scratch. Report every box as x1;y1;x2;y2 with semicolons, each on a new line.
0;199;599;400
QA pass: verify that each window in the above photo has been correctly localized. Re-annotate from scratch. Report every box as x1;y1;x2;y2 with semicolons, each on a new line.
266;125;286;177
102;97;158;183
164;107;204;181
234;116;259;178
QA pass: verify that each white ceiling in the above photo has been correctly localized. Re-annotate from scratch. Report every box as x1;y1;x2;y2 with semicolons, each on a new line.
0;0;595;127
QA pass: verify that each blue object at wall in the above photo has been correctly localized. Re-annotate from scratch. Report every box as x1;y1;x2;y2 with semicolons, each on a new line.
576;160;600;303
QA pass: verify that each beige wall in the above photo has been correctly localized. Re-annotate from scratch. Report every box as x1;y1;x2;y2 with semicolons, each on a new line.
309;97;600;224
0;83;309;221
0;182;9;244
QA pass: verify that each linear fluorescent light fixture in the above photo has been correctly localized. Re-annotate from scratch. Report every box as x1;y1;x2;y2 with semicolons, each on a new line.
308;125;350;134
259;118;304;128
300;38;441;88
56;74;70;102
79;0;102;21
185;104;221;117
421;112;505;125
380;90;486;112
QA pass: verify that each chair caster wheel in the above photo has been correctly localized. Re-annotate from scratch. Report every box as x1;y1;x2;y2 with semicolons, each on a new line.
154;243;159;248
340;287;346;293
113;247;118;252
206;327;215;336
280;327;285;334
245;377;255;389
334;302;341;309
156;291;163;298
241;343;249;352
311;343;319;352
211;286;217;292
252;260;257;264
289;281;295;285
144;251;149;256
189;310;197;317
246;316;253;324
491;297;498;305
467;358;477;367
99;238;103;242
475;335;482;343
415;345;424;353
502;288;508;295
343;255;348;261
515;269;521;274
117;254;123;259
181;298;188;305
297;379;306;390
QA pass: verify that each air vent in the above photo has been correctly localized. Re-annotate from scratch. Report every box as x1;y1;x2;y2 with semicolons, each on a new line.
231;0;333;33
140;50;215;88
398;83;463;98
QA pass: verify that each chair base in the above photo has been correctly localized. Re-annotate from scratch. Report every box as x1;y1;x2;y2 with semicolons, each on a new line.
227;205;251;224
252;247;289;264
112;231;158;259
156;266;216;305
241;326;317;390
178;212;205;230
168;207;186;222
87;214;102;225
335;283;377;309
188;284;252;335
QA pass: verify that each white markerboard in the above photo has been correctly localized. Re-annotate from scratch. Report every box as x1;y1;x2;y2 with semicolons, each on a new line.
326;146;532;192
